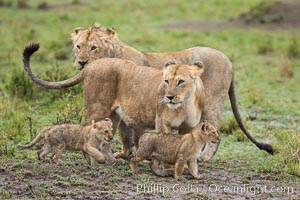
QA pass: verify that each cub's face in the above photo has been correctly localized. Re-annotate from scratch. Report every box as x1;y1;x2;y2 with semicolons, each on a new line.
92;118;114;143
71;24;117;70
162;61;204;109
197;123;220;162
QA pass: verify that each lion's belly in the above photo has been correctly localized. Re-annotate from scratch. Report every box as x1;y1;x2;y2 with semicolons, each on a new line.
115;106;156;128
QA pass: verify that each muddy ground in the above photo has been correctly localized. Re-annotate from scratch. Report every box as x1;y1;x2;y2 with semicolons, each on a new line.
0;150;299;199
1;1;300;199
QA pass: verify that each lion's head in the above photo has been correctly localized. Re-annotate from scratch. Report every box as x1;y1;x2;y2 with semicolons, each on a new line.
71;23;119;70
195;122;220;162
91;118;114;143
162;61;204;109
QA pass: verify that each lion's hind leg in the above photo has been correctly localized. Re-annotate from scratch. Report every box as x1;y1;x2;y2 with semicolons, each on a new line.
51;143;65;163
150;158;172;177
38;143;52;161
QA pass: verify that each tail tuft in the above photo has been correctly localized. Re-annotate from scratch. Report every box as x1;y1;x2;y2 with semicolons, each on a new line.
23;43;40;58
257;142;274;155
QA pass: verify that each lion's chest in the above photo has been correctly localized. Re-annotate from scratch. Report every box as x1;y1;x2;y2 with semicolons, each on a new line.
169;105;201;129
185;102;201;127
170;115;185;128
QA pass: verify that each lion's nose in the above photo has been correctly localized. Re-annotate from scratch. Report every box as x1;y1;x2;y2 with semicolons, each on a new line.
166;95;175;101
78;61;87;67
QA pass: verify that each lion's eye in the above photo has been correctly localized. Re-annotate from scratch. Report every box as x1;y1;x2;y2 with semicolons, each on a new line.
91;46;97;51
178;80;185;86
164;80;169;84
76;45;80;49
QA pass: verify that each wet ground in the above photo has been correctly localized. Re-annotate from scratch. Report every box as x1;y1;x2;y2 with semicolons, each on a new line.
0;152;299;199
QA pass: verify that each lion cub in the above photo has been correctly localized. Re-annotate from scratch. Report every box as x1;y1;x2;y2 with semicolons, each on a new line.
129;122;220;179
18;118;117;165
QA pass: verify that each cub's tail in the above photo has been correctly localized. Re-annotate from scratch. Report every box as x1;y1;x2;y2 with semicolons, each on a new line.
18;127;51;149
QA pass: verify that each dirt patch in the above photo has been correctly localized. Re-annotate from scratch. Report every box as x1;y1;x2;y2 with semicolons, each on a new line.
162;1;300;31
0;155;298;199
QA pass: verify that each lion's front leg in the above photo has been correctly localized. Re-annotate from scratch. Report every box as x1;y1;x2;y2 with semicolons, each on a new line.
155;113;171;135
84;144;106;165
114;121;134;159
174;158;187;179
133;126;145;150
101;142;118;164
82;151;91;165
187;159;201;179
129;156;143;173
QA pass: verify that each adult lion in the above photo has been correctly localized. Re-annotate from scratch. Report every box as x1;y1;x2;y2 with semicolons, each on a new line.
23;43;207;157
70;24;273;154
23;43;273;156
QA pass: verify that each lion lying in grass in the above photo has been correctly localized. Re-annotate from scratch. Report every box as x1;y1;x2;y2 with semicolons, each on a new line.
129;122;220;179
18;118;117;165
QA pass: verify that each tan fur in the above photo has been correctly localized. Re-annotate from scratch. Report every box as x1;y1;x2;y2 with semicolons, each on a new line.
129;122;220;179
18;119;117;165
71;24;232;132
68;24;274;154
23;53;205;158
156;61;205;134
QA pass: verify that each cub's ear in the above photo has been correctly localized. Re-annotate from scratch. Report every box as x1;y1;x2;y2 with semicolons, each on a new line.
201;123;207;132
104;118;112;122
92;120;96;129
191;61;204;76
104;118;113;125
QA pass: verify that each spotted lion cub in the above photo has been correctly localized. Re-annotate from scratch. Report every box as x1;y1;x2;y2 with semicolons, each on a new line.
18;118;117;165
129;122;220;179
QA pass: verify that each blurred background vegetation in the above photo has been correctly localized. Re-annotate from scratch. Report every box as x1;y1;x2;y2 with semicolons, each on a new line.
0;0;299;177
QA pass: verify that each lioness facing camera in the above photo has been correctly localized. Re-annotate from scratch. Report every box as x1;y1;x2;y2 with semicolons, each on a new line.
18;118;117;165
129;122;220;179
156;61;205;135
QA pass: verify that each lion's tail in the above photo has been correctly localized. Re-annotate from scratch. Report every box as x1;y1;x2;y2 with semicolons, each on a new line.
229;74;274;155
23;43;83;89
18;127;50;149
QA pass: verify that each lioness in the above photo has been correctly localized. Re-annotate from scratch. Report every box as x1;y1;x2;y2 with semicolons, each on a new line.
23;44;206;158
156;61;205;134
71;24;273;154
129;122;220;179
18;118;117;165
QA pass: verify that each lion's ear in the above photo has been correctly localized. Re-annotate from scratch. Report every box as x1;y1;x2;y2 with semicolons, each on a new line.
72;27;85;40
164;61;176;68
92;23;102;30
201;123;207;132
191;61;204;76
73;27;85;35
106;28;116;36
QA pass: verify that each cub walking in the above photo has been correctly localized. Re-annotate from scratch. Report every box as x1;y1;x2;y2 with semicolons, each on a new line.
18;118;117;165
129;122;220;179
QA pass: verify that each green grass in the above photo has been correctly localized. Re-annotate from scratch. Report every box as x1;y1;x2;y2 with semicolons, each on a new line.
0;0;299;198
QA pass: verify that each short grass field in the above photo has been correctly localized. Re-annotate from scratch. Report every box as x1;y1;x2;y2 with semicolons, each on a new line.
0;0;299;199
